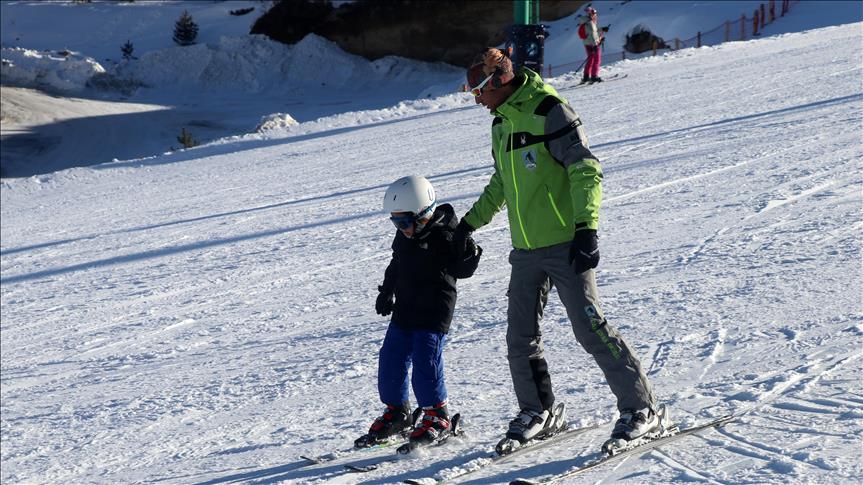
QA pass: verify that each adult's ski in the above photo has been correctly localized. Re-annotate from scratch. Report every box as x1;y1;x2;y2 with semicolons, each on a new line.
509;414;735;485
401;421;605;484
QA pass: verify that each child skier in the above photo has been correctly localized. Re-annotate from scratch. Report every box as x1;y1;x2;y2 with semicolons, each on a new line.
356;175;482;450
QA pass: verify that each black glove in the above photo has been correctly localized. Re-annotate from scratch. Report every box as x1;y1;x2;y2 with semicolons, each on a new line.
452;238;483;279
453;218;475;256
570;229;600;274
463;237;478;258
375;285;394;316
601;25;610;33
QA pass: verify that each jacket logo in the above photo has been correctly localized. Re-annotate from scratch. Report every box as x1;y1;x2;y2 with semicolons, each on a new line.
520;134;527;146
523;149;537;170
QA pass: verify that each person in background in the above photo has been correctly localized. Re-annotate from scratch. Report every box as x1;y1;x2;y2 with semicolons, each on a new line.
577;6;607;83
357;175;481;450
458;47;661;452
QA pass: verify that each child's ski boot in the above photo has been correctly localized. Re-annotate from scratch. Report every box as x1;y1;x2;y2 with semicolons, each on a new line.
354;404;418;448
397;402;461;454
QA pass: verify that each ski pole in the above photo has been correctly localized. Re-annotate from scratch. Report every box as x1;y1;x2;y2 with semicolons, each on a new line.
575;58;588;75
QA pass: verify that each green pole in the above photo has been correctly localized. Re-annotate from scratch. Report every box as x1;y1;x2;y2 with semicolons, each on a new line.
512;0;533;25
514;0;537;25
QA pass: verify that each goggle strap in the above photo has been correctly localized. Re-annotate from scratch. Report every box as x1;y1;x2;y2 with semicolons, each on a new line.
416;202;436;220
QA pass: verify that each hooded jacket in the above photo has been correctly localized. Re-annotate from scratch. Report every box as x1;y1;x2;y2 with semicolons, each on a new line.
381;203;481;333
463;68;603;250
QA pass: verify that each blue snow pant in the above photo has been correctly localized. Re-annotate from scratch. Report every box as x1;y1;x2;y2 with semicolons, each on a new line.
378;324;447;408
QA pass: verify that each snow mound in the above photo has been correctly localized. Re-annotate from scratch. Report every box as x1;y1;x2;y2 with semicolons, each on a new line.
1;32;462;98
114;35;292;92
113;34;461;94
1;47;105;93
255;112;299;133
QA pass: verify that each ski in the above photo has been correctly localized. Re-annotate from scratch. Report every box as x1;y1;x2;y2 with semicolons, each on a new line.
299;437;406;466
344;413;463;473
300;407;423;466
508;414;735;485
574;73;628;87
401;421;605;484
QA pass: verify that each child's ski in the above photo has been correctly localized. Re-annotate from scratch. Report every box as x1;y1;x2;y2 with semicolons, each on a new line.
344;413;463;473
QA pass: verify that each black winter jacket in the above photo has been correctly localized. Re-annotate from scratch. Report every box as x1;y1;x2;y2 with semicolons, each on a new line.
380;203;481;333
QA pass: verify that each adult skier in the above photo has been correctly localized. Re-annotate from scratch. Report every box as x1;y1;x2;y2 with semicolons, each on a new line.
577;6;606;83
358;176;482;449
457;48;660;450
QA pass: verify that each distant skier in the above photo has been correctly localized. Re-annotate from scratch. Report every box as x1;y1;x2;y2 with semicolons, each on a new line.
357;176;482;449
460;47;661;452
577;6;607;83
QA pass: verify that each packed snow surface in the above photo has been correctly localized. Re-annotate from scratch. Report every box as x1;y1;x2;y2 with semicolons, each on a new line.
2;16;862;484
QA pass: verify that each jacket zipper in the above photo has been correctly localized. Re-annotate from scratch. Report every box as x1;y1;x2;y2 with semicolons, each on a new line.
504;116;532;249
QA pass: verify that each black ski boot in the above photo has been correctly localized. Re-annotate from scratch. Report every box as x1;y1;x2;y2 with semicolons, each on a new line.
354;403;414;448
397;403;462;454
409;403;451;446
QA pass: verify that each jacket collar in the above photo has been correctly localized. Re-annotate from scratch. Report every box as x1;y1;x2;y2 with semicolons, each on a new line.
494;68;556;119
414;204;455;239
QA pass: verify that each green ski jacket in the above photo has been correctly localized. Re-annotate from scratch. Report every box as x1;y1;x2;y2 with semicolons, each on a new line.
463;68;603;250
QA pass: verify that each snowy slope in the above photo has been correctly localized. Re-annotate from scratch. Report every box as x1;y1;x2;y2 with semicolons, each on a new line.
0;0;262;61
543;0;863;67
3;18;862;485
0;1;464;178
3;0;860;178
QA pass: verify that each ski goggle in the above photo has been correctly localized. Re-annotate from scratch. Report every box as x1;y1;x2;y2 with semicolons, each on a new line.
389;203;435;231
469;72;495;97
390;213;416;231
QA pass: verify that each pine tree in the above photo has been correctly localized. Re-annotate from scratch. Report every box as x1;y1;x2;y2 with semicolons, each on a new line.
121;40;135;60
177;128;198;148
172;10;199;46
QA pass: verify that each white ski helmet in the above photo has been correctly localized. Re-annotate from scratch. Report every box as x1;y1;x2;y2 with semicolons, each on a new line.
383;175;436;218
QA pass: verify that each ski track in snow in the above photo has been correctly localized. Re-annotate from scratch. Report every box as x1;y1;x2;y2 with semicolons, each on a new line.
2;21;863;485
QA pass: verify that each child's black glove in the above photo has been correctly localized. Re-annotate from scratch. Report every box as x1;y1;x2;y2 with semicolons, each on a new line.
453;218;475;256
451;237;483;279
570;229;600;274
375;285;394;316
